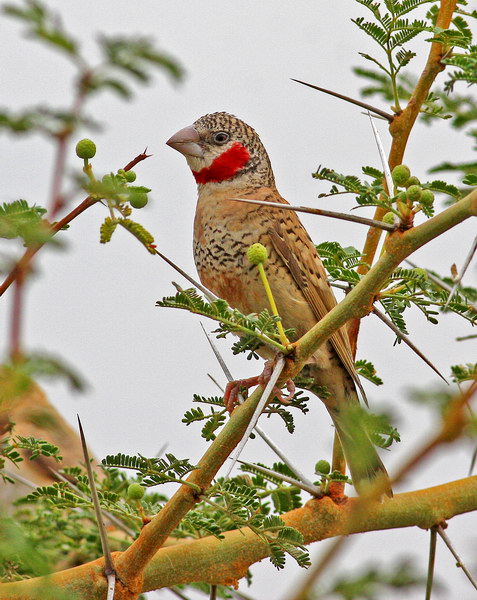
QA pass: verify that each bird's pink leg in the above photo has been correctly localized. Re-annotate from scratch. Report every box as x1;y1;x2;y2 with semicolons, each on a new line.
223;360;296;413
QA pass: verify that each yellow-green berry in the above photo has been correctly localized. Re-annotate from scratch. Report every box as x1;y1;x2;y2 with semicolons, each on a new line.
247;243;268;265
391;164;411;187
382;212;396;225
124;170;137;182
315;459;331;475
129;192;148;209
127;483;145;500
405;176;420;188
76;138;96;160
420;189;435;206
407;185;422;202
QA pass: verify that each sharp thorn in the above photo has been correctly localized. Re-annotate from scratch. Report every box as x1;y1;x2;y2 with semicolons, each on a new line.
291;78;394;122
77;416;116;578
373;308;449;384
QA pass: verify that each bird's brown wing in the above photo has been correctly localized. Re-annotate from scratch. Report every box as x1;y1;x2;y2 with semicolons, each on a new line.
268;207;367;403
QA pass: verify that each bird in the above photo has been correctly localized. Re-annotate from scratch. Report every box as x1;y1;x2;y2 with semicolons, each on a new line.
166;112;391;497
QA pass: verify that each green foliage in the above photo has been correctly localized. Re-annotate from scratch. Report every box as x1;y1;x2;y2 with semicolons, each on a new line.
182;400;227;442
450;363;477;384
0;423;62;484
316;241;366;285
204;479;310;569
355;359;384;385
102;452;198;487
352;0;439;109
157;288;289;353
0;200;52;246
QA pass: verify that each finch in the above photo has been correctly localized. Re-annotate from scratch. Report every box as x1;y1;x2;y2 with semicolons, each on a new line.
167;112;391;496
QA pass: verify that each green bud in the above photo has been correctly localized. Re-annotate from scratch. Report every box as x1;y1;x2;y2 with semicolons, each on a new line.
124;170;137;182
420;189;435;206
391;164;411;187
407;185;422;202
315;459;331;475
382;212;396;225
76;138;96;160
397;191;407;203
247;243;268;265
127;483;145;500
129;192;148;209
405;176;421;188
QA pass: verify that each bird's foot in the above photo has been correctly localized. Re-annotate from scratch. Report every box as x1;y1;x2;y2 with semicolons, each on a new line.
223;360;296;413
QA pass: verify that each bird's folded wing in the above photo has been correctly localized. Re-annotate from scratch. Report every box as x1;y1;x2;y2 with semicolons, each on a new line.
268;214;368;404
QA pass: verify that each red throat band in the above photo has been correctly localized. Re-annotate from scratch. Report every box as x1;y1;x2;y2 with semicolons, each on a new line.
192;142;250;184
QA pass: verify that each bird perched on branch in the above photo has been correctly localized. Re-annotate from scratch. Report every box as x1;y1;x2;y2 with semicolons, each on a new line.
167;112;391;496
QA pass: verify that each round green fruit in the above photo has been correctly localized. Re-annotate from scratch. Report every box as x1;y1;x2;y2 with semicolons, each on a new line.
420;189;435;206
391;164;411;187
127;483;145;500
405;176;421;188
129;192;148;209
75;138;96;160
247;243;268;265
124;170;137;182
382;212;396;225
407;185;422;202
315;460;331;475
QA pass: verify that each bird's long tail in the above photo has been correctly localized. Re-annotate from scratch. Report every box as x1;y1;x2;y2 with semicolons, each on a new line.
328;405;393;498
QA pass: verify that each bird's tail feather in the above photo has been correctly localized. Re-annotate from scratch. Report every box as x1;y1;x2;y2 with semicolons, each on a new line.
329;406;393;498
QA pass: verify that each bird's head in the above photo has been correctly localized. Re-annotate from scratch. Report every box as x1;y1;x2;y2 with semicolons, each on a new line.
166;112;275;188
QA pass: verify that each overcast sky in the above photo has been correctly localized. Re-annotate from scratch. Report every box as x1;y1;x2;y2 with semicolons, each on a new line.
1;2;476;598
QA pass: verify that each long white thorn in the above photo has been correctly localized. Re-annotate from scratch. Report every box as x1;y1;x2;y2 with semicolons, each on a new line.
224;357;285;479
367;111;394;196
201;324;316;486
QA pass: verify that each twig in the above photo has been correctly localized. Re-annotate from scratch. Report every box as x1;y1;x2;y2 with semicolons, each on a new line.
0;151;151;298
372;306;448;384
291;78;394;122
224;357;285;478
443;234;477;310
77;416;116;596
123;148;152;172
154;250;218;302
437;525;477;590
227;198;395;232
425;526;438;600
235;459;322;497
201;324;316;488
167;589;191;600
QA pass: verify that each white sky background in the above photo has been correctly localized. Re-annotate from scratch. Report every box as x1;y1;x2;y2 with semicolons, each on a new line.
1;1;476;598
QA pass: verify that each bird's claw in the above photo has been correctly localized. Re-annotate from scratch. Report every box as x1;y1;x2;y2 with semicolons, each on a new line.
223;361;296;413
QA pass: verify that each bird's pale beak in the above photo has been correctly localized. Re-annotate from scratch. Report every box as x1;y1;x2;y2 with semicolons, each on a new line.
166;125;204;158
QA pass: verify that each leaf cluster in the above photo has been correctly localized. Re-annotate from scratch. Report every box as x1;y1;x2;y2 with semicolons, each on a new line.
0;200;51;246
157;288;289;353
204;479;310;569
101;452;198;488
1;424;62;484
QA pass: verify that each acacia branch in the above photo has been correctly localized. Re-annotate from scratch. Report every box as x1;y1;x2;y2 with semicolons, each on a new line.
348;0;459;349
295;187;477;368
0;150;150;298
2;476;475;598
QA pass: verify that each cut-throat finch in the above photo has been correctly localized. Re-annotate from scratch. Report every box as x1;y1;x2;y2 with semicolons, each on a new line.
167;112;392;497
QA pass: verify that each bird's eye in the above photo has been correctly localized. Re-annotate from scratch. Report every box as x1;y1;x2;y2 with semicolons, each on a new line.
212;131;230;145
